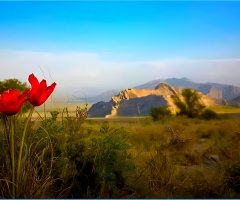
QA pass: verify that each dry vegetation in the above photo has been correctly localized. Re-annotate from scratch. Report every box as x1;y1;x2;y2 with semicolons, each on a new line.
86;114;240;198
1;103;240;198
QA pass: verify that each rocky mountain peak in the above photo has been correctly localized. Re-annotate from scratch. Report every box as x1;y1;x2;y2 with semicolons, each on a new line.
155;83;178;96
89;83;222;118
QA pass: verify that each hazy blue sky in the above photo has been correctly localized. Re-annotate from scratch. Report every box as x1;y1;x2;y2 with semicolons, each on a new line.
0;1;240;99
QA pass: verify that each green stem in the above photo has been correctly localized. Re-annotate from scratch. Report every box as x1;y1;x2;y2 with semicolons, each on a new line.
44;103;46;120
10;116;15;199
16;107;34;197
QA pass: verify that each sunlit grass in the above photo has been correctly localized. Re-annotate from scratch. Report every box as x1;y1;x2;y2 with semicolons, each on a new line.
2;105;240;198
31;102;92;119
210;106;240;113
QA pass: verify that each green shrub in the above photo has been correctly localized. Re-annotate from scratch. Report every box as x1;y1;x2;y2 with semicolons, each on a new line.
91;125;135;198
150;106;172;121
172;88;205;118
200;109;218;120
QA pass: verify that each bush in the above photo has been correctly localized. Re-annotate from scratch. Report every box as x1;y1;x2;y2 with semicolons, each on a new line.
150;106;172;121
200;109;218;120
92;126;135;198
172;88;205;118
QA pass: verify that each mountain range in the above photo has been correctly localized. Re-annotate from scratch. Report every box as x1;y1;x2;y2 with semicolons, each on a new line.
134;78;240;100
75;89;120;103
88;83;222;118
78;78;240;103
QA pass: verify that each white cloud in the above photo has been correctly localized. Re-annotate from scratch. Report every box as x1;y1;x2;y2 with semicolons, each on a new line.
0;49;240;100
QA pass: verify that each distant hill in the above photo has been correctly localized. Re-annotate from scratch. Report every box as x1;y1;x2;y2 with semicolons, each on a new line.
89;83;221;118
231;96;240;102
196;84;212;95
230;95;240;107
222;86;240;101
134;78;240;101
135;78;199;90
88;101;113;117
76;89;120;103
84;78;240;105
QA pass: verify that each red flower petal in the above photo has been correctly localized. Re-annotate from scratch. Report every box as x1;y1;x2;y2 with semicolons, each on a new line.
18;89;29;105
28;74;56;107
39;80;47;93
8;89;20;102
28;73;39;87
1;91;9;102
0;89;28;115
38;82;56;106
29;74;40;99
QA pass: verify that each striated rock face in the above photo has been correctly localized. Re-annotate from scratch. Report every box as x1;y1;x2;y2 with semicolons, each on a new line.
107;84;182;118
89;83;222;118
222;86;240;100
88;101;112;118
208;87;223;99
117;95;168;116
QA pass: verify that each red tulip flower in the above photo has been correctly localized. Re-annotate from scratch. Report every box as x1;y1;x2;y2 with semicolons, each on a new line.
28;74;56;107
0;89;29;116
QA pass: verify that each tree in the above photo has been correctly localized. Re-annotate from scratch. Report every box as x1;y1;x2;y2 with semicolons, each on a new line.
172;88;205;118
0;79;29;94
150;106;172;121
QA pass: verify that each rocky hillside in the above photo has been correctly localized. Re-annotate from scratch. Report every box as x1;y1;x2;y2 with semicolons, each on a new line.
89;83;221;118
73;78;240;103
134;78;240;101
230;95;240;107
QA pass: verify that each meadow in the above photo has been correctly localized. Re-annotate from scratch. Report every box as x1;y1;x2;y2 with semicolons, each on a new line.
85;112;240;198
1;103;240;198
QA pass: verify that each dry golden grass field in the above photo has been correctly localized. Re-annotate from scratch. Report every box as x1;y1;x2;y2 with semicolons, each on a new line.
2;103;240;198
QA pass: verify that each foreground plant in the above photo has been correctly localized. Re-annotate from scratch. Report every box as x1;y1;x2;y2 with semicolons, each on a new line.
0;89;29;198
0;74;56;198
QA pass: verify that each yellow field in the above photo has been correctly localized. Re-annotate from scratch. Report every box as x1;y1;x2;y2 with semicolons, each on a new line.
210;106;240;113
32;101;92;119
31;103;240;120
3;103;240;198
